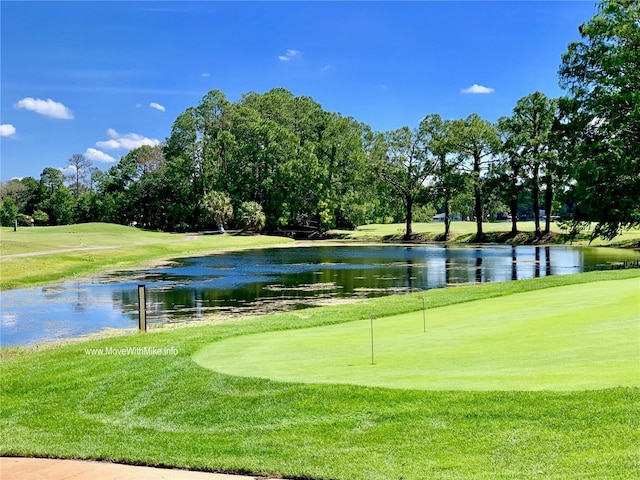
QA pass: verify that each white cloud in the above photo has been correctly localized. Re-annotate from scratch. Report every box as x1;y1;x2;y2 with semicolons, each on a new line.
279;49;300;61
84;147;117;163
0;124;16;137
201;72;211;77
149;102;166;112
14;97;74;119
460;84;495;94
59;165;78;176
96;128;160;150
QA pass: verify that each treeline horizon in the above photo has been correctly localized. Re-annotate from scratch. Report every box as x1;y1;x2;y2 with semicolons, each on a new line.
0;89;564;237
1;0;637;241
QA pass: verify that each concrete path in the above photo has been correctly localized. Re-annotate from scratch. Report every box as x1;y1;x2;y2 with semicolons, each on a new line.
0;457;284;480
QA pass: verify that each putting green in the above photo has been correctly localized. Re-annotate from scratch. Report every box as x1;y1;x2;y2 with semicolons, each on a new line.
193;278;640;391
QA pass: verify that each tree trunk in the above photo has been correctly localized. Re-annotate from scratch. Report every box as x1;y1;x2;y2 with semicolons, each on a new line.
441;155;451;240
473;156;483;241
544;173;553;234
532;163;541;237
473;183;483;241
405;195;413;240
444;194;451;239
510;194;518;235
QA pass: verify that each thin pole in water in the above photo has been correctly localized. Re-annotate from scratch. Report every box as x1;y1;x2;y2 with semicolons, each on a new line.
138;284;147;332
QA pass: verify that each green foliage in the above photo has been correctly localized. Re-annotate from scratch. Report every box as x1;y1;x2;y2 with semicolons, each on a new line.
203;190;233;228
74;193;101;224
0;178;30;214
39;166;64;193
161;88;392;232
16;213;32;226
32;210;49;225
32;167;77;225
411;204;436;222
7;47;634;237
450;114;501;240
494;93;559;234
419;114;468;238
19;177;41;214
381;124;440;238
237;201;266;231
65;153;92;198
559;0;640;239
0;198;18;226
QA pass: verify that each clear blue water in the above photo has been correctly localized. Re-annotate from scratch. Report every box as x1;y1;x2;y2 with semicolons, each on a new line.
2;244;638;346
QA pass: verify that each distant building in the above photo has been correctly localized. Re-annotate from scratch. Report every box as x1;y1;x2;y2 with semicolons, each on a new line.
432;212;462;222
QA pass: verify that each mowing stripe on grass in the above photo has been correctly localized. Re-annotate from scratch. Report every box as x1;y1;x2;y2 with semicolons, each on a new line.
2;272;639;479
194;277;640;391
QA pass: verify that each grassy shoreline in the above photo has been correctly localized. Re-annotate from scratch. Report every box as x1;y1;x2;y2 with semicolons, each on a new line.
2;221;639;291
2;270;639;479
0;223;294;290
328;221;640;248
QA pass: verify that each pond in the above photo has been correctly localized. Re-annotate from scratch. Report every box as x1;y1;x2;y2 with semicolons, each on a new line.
2;244;639;347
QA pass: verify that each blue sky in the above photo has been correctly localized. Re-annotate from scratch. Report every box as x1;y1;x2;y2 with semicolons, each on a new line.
1;1;596;182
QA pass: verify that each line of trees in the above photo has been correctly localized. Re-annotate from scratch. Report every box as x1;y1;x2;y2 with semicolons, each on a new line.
0;89;560;239
1;0;637;241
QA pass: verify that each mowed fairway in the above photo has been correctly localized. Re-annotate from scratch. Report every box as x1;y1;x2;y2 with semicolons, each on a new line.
195;277;640;391
2;271;639;479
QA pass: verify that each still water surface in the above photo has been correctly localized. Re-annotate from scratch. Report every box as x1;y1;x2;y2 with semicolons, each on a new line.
2;244;638;346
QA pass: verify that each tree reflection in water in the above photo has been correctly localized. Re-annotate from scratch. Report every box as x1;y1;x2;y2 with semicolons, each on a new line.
3;244;638;346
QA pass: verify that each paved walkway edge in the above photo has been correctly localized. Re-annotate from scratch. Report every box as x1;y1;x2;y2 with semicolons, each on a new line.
0;457;285;480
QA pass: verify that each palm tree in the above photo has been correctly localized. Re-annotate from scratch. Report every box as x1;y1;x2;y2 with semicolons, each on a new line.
203;190;233;232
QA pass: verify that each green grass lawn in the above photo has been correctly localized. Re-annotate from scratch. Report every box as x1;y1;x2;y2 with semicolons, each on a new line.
331;220;559;238
2;270;639;479
195;277;640;391
0;222;172;255
0;223;292;289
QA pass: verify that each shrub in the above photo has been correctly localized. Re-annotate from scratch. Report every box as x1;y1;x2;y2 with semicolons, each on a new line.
238;201;266;231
